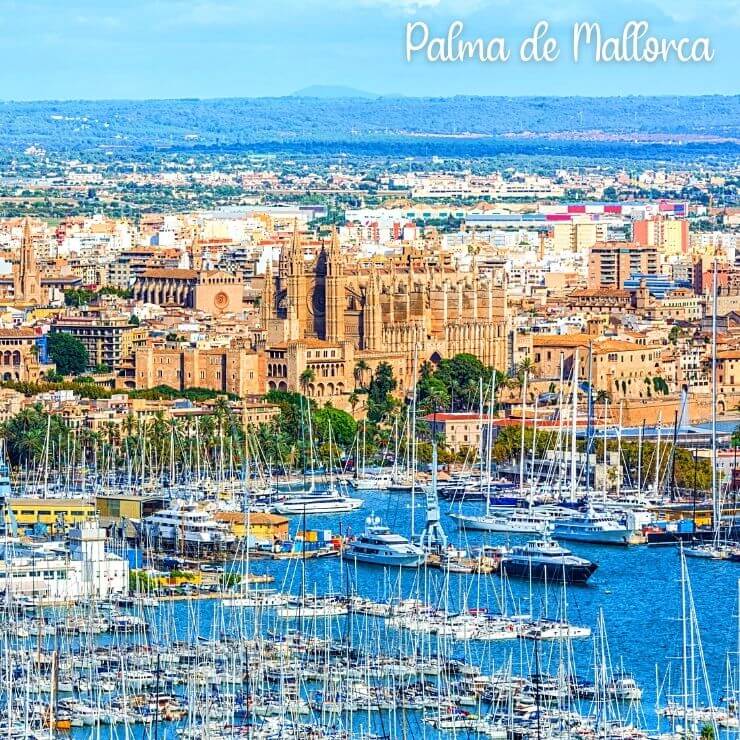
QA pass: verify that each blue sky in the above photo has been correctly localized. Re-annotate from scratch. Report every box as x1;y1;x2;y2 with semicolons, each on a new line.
0;0;737;100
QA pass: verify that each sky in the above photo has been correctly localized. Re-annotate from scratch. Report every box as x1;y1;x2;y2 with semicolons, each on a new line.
0;0;737;100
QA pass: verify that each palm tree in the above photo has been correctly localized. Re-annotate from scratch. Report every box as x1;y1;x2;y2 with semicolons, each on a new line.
517;356;536;379
594;389;611;405
354;359;369;389
421;381;450;445
348;391;360;415
299;367;315;395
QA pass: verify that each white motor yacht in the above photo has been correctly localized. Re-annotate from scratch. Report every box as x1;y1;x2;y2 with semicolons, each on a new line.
343;515;425;567
271;490;363;515
141;500;236;547
552;504;631;545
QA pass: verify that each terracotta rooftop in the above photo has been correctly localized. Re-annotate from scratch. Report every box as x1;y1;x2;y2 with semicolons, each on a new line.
424;413;482;422
0;328;37;339
593;339;659;353
569;289;630;298
532;334;593;348
140;268;198;279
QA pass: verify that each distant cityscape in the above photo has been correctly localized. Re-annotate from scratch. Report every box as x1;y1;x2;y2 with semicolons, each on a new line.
0;95;740;740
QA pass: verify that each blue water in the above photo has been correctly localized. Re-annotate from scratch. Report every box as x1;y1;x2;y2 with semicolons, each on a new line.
55;488;740;740
188;488;740;728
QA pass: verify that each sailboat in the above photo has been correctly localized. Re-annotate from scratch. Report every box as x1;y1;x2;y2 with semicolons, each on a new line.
272;414;362;515
452;369;575;533
349;420;392;490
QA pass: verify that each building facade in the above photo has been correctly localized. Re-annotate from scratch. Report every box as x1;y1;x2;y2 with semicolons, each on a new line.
261;228;509;386
588;242;660;289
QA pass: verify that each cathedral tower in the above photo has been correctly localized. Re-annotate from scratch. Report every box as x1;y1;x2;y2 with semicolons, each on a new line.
363;265;382;352
261;258;275;329
13;218;42;304
324;228;345;343
284;222;308;340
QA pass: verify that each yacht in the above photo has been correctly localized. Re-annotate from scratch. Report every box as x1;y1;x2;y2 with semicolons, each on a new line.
451;505;571;534
501;533;598;584
552;504;631;545
684;541;734;559
271;490;363;515
343;515;425;567
141;500;236;547
349;472;394;491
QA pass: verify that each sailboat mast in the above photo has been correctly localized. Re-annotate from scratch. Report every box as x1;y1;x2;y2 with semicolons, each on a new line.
711;256;719;528
518;370;528;498
570;348;579;503
410;345;419;539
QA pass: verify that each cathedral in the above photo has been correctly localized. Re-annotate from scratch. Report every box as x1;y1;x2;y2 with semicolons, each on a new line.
0;218;80;305
261;227;509;382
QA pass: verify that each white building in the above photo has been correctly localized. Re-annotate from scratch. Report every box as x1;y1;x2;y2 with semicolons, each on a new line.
0;520;128;602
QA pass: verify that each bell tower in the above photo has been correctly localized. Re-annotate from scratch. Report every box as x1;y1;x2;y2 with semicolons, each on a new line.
284;222;308;339
261;257;275;329
13;218;42;304
324;227;345;343
363;265;382;352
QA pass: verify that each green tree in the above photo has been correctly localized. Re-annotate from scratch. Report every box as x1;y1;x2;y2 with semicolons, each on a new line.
313;404;357;450
64;288;96;307
367;362;397;423
47;332;89;375
430;353;488;411
348;391;360;415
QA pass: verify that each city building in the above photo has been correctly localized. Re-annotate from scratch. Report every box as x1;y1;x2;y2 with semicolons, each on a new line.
588;242;659;289
261;227;509;392
10;498;97;535
213;511;290;543
131;344;263;396
51;314;146;371
424;412;483;453
0;521;128;601
0;328;53;382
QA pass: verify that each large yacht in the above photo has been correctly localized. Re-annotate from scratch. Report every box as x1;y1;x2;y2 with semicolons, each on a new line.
451;505;572;534
501;533;598;584
343;515;425;567
552;504;631;545
141;501;236;547
271;490;363;515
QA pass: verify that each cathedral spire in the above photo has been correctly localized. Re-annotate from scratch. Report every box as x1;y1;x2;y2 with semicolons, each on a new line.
364;264;382;352
261;257;275;329
190;231;203;272
324;226;345;343
14;217;41;304
289;219;304;276
284;219;307;339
